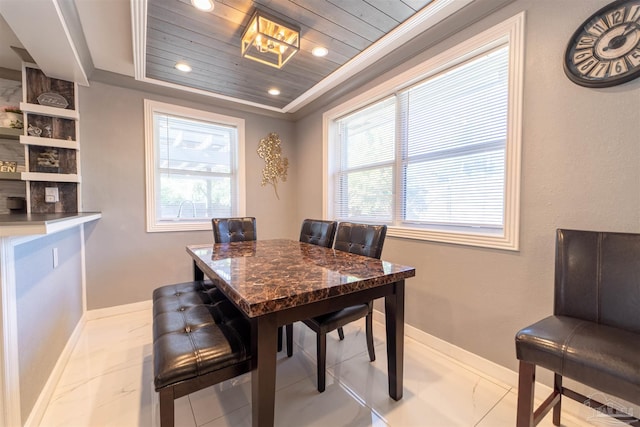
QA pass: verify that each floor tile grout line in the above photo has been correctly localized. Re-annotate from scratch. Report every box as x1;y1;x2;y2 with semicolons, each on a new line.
186;393;199;427
328;368;391;427
473;386;513;427
369;318;514;392
189;340;330;426
293;324;386;370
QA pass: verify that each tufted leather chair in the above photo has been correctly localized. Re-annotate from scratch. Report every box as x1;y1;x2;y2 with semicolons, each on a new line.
302;221;387;392
299;218;338;248
284;219;338;357
333;221;386;258
515;229;640;427
212;217;256;243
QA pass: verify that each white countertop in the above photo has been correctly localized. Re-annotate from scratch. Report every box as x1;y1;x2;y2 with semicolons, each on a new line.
0;212;102;237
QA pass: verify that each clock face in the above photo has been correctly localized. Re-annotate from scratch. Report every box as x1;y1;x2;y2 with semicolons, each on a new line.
564;0;640;87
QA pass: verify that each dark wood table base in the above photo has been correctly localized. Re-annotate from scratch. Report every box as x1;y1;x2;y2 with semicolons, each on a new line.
187;240;414;427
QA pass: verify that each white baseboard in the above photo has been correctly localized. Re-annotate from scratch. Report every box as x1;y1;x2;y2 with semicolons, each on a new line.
86;300;152;321
374;309;560;399
372;310;519;387
24;313;87;427
373;309;640;423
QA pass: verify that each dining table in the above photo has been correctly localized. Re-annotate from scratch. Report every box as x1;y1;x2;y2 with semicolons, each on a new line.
186;239;416;427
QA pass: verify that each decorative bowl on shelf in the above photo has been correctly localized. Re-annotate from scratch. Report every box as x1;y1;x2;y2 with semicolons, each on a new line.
37;92;69;109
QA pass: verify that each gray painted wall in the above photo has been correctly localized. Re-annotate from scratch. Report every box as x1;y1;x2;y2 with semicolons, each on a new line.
76;0;640;380
80;82;297;310
293;0;640;373
15;227;83;421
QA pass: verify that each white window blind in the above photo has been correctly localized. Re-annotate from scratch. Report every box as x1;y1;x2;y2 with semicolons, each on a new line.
401;46;509;229
333;46;511;233
334;97;396;221
144;100;245;232
154;114;237;221
325;14;524;250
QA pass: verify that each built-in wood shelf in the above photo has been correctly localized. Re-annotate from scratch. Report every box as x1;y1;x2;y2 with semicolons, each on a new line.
19;102;79;120
21;172;80;183
20;135;79;150
0;127;22;140
0;172;23;181
18;65;81;214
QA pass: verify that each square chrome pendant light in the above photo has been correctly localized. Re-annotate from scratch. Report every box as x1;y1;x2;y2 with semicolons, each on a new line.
241;10;300;69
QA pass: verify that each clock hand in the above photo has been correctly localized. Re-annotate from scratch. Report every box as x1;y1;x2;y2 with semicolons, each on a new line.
602;23;639;52
620;22;640;37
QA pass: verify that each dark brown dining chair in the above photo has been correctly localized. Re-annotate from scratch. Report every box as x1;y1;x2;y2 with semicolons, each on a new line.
299;218;338;248
206;217;257;302
515;229;640;426
285;219;338;356
211;216;296;352
301;221;387;392
212;217;256;243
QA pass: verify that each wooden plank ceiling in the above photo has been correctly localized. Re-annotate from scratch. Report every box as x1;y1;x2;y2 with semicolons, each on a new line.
146;0;433;109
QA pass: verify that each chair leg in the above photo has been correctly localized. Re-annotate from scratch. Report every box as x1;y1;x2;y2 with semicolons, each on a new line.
286;324;293;357
159;387;175;427
277;326;283;352
553;373;562;426
317;332;326;392
516;361;536;427
365;312;375;362
337;327;344;340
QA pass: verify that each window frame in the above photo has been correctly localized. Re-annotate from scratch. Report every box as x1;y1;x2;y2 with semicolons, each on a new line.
323;13;525;250
144;99;246;233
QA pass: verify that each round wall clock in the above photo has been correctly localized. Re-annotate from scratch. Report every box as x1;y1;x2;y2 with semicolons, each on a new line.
564;0;640;87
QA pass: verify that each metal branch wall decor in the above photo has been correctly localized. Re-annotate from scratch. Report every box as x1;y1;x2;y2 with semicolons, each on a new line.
257;132;289;199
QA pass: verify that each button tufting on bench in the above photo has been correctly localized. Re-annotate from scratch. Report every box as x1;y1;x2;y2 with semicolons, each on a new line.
153;280;252;427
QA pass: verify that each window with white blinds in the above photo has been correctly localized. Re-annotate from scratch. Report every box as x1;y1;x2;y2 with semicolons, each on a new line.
401;47;509;229
144;100;245;232
325;14;524;250
334;97;396;221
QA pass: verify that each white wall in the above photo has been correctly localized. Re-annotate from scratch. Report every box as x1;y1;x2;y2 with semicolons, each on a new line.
80;81;297;310
294;0;640;372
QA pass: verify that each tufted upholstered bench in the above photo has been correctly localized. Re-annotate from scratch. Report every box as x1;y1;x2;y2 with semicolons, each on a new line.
153;280;252;427
515;229;640;427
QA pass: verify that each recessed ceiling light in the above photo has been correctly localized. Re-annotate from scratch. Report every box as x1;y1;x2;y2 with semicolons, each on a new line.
175;62;192;72
312;47;328;57
191;0;214;11
268;88;281;96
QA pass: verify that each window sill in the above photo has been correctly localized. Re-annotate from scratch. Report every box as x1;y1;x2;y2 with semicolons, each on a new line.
387;225;518;251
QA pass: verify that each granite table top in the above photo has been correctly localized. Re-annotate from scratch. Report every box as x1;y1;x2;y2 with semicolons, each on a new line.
187;239;416;318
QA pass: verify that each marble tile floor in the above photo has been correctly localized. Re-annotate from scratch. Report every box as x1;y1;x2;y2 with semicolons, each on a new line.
38;308;628;427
